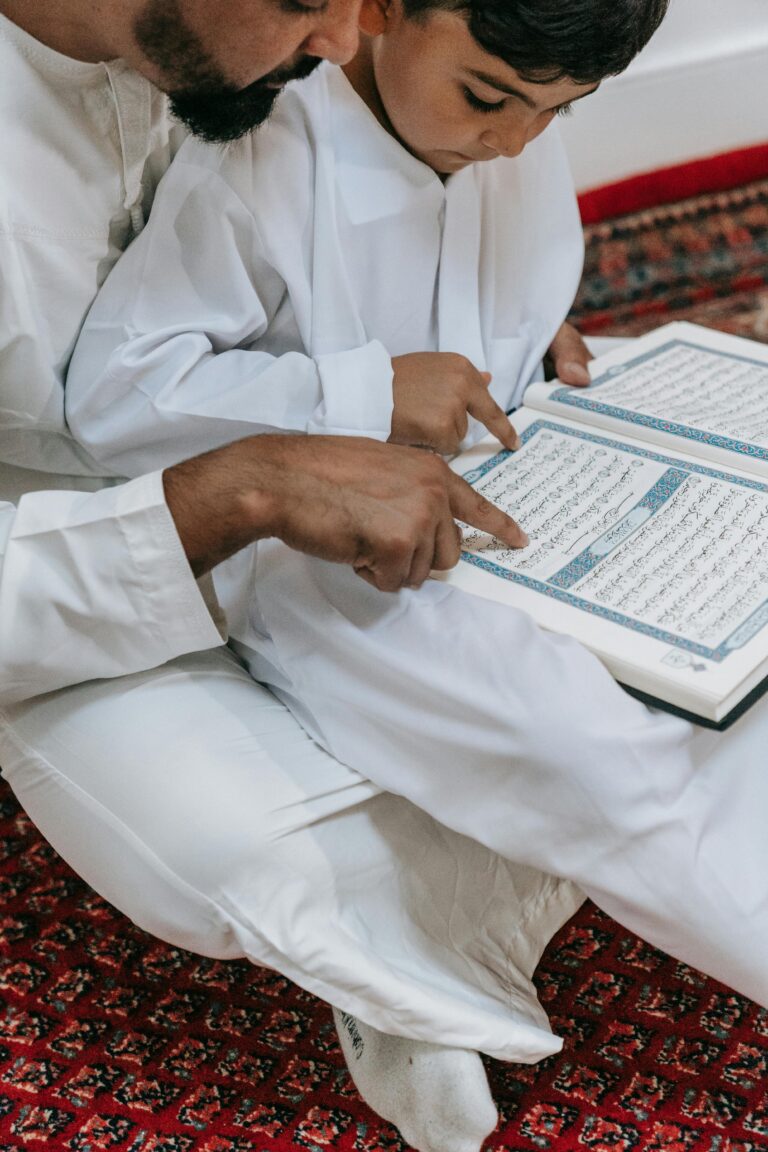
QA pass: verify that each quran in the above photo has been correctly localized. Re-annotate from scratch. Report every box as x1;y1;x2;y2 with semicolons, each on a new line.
438;322;768;728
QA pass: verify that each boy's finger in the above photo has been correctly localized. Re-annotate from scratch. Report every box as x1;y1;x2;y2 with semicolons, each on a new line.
557;355;591;386
466;388;521;451
559;361;592;386
447;472;528;550
548;322;593;386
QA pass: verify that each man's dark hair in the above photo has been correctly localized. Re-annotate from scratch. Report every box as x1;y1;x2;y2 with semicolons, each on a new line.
401;0;670;84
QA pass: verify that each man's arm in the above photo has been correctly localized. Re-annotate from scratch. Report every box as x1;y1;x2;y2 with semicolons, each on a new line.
0;434;523;705
0;473;225;707
165;433;526;592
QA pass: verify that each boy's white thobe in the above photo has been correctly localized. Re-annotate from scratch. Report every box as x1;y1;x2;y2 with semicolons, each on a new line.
68;62;768;1016
0;19;588;1064
68;63;583;469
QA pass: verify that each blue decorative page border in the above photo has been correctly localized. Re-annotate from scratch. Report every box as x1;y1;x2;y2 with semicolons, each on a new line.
545;339;768;463
547;468;689;589
460;421;768;662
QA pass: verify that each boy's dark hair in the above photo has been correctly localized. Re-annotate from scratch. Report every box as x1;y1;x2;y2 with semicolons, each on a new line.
401;0;670;84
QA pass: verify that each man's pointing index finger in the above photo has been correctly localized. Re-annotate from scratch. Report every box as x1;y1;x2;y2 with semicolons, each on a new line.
446;471;529;552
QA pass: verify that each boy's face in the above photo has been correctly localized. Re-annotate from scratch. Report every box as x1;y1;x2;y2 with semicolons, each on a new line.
368;5;598;175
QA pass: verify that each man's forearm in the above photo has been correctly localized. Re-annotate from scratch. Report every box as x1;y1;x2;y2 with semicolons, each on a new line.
163;433;527;591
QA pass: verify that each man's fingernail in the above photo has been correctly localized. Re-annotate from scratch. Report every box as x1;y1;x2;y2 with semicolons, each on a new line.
510;429;521;450
516;529;529;548
563;361;591;385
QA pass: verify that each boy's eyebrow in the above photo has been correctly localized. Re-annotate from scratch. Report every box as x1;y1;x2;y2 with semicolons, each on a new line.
466;70;600;109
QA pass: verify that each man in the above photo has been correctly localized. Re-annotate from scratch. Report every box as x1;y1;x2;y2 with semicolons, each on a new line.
0;3;586;1150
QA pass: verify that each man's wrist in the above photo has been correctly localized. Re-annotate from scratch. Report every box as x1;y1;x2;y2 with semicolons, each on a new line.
163;438;291;576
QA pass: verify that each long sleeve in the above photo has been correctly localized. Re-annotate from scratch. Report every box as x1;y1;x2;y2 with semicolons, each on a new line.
0;472;225;705
67;157;395;478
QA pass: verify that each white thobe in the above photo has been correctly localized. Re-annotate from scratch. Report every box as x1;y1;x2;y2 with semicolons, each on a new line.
67;62;768;1015
0;17;587;1065
68;63;583;472
0;14;223;701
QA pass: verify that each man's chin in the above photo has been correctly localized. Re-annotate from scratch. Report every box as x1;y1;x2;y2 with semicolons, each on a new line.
169;86;280;142
169;57;322;144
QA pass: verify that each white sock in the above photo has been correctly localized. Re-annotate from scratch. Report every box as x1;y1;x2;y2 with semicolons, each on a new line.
333;1008;498;1152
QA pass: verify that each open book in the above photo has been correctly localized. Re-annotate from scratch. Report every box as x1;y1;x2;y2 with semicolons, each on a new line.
438;322;768;728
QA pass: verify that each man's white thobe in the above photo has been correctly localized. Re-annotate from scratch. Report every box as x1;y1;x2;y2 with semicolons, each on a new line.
0;14;225;700
67;62;768;1015
0;16;588;1064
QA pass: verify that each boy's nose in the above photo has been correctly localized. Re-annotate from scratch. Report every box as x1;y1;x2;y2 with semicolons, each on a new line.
304;0;362;65
479;125;528;160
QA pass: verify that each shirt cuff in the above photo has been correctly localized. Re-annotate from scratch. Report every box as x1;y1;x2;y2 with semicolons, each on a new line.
118;471;228;654
309;340;394;440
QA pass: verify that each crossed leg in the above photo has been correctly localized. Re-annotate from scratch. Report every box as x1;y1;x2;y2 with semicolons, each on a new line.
236;545;768;1011
0;645;582;1150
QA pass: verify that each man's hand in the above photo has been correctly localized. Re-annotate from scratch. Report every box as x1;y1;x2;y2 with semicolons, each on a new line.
545;321;593;386
390;352;520;455
164;434;527;592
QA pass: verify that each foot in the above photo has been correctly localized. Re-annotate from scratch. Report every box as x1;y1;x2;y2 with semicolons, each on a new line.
333;1008;498;1152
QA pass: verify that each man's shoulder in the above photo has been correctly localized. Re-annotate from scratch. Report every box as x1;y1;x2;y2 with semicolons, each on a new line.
0;25;176;240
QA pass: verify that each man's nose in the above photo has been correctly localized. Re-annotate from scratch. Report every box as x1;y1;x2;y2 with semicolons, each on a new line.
304;0;361;65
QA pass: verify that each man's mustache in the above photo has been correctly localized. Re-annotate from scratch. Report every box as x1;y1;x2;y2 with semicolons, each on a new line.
262;55;323;88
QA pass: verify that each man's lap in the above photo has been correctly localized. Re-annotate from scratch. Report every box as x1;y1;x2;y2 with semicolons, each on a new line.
0;645;579;1059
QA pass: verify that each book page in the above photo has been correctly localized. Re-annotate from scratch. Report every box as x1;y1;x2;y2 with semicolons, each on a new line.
446;414;768;709
526;323;768;476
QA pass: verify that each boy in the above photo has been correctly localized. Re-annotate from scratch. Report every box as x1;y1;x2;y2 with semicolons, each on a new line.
68;0;768;1148
67;4;596;471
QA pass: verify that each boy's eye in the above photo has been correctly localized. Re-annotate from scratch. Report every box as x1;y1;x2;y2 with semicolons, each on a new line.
280;0;328;13
463;86;505;114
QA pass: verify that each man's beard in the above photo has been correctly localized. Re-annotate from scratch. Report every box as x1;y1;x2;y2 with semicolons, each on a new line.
168;56;321;142
133;0;321;142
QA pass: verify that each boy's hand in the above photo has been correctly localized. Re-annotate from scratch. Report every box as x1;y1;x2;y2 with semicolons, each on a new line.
545;321;593;386
390;352;520;456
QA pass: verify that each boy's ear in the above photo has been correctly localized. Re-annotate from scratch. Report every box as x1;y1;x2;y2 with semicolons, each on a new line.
359;0;391;37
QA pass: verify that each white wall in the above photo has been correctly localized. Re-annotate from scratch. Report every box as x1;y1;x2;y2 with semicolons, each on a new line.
559;0;768;192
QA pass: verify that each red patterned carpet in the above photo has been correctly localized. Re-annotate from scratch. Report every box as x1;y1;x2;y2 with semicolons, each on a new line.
571;179;768;343
1;783;767;1150
1;182;768;1149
